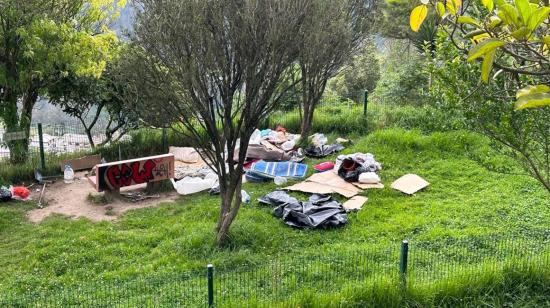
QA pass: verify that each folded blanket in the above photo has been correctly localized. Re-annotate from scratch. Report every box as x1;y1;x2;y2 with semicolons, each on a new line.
249;160;308;179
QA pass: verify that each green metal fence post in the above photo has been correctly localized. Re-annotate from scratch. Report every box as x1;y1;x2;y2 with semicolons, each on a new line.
363;90;368;117
37;123;46;171
400;240;409;286
207;264;214;307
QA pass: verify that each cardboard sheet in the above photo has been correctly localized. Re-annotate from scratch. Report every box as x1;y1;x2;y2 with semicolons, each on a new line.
343;196;368;211
352;182;384;190
284;171;361;198
391;174;429;195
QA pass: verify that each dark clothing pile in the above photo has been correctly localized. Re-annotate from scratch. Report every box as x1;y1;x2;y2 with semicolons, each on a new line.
258;191;348;229
305;144;345;158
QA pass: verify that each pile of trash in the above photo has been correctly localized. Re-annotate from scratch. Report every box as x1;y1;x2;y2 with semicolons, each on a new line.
0;186;31;202
258;191;347;229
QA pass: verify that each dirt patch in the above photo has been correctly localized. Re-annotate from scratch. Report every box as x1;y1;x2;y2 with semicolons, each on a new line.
27;172;179;223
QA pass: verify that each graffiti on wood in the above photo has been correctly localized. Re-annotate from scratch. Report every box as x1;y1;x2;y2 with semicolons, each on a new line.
94;154;174;191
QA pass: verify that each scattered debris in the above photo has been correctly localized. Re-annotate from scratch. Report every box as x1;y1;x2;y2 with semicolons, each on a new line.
248;160;308;180
0;186;12;202
258;191;348;229
305;143;344;158
343;196;368;211
121;192;161;202
314;161;335;172
285;171;361;198
11;186;30;200
171;174;218;195
37;183;47;208
391;174;429;195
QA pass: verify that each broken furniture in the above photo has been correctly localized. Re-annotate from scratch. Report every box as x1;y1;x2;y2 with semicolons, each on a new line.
87;154;175;192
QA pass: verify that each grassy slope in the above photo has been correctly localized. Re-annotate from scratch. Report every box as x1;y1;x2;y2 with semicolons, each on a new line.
1;129;549;301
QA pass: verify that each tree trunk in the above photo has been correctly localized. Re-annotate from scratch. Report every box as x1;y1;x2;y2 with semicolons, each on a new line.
215;173;243;246
300;100;315;138
3;88;36;164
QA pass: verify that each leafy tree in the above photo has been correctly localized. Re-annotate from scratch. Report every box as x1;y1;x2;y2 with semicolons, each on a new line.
295;0;376;137
125;0;307;245
409;0;550;109
0;0;124;163
428;35;550;193
328;39;381;103
371;39;429;104
47;53;139;148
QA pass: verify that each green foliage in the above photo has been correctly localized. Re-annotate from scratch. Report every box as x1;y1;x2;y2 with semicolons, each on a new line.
0;0;123;163
427;33;550;193
410;0;550;109
371;40;429;105
328;39;381;103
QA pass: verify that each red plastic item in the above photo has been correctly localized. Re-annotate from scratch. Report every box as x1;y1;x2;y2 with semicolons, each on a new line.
11;186;30;200
314;162;335;172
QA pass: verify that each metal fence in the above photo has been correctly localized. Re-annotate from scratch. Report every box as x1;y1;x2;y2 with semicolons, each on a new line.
1;237;548;307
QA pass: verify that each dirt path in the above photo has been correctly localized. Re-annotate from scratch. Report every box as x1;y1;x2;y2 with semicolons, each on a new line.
27;172;179;223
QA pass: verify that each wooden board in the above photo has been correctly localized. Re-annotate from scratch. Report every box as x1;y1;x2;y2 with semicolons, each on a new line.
3;131;27;142
90;154;175;192
60;154;102;171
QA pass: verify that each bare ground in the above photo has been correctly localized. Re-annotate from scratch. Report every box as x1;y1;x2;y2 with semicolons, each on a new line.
27;171;179;223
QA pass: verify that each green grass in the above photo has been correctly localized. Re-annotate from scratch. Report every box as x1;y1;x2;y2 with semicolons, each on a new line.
1;128;550;306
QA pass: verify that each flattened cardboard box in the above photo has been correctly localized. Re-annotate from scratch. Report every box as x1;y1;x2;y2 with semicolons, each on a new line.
391;174;429;195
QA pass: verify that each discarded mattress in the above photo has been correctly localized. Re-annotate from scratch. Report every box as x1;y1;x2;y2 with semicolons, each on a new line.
391;174;429;195
249;160;307;180
258;191;348;228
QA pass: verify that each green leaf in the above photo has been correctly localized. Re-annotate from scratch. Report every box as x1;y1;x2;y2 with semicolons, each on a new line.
457;16;481;26
482;0;494;11
516;84;550;98
436;2;446;17
488;16;503;28
515;0;532;24
499;4;522;27
511;26;531;39
515;92;550;110
481;49;496;83
527;6;550;31
467;38;506;61
410;5;428;32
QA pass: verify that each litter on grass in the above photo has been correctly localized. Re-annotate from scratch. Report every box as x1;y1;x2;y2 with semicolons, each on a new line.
248;160;308;180
391;174;429;195
285;171;362;198
342;196;368;211
258;191;347;229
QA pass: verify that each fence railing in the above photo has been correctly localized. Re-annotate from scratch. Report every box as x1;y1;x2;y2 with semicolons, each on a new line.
1;237;548;307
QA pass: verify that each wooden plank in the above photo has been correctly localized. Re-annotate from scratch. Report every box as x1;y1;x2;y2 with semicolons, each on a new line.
94;154;175;192
60;154;102;171
3;131;27;142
